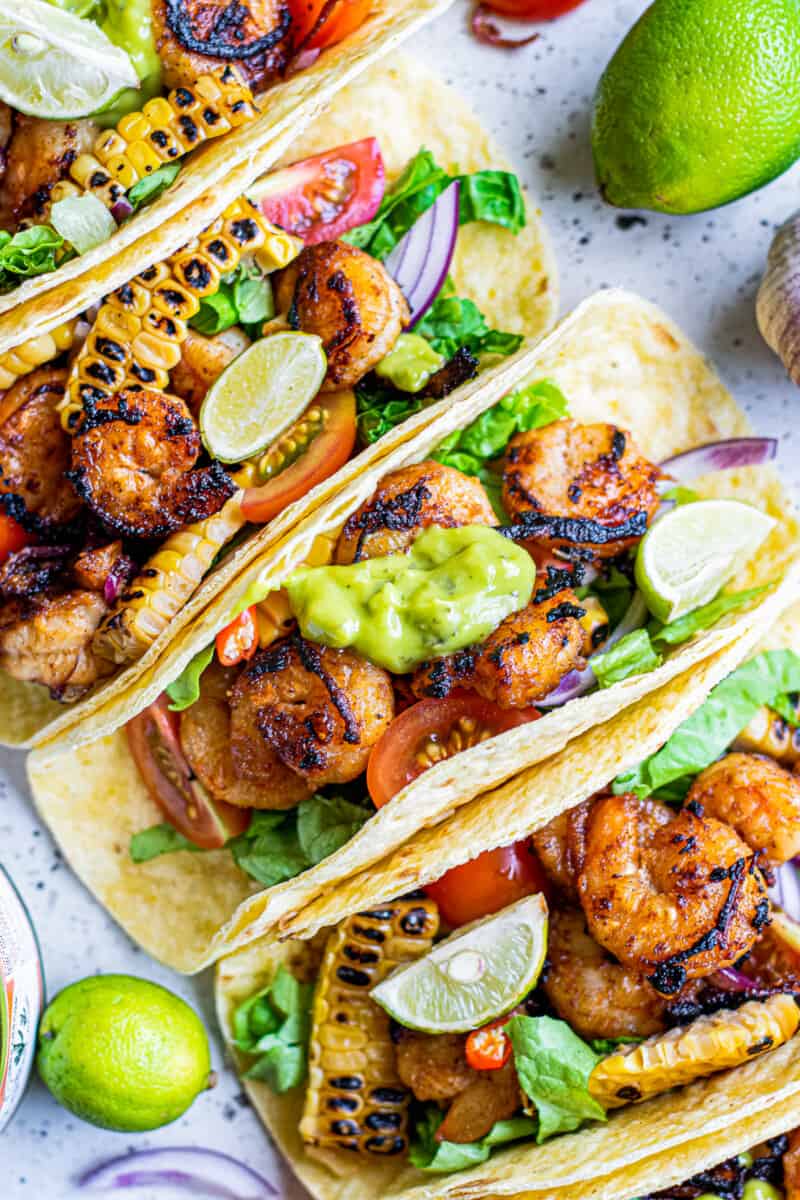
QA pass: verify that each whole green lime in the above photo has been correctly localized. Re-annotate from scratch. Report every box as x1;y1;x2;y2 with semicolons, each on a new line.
592;0;800;214
37;974;212;1131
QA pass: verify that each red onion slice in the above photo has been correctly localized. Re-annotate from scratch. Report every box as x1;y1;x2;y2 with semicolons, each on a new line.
710;966;758;992
471;5;541;47
772;862;800;923
385;180;461;328
659;437;778;486
78;1148;278;1198
111;197;134;223
538;590;649;708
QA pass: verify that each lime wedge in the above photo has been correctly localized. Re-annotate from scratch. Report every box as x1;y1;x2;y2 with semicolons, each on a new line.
635;499;775;624
199;332;327;465
371;893;548;1034
0;0;139;119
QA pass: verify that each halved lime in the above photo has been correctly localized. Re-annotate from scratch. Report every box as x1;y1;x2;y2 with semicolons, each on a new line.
371;893;548;1034
199;332;327;465
0;0;139;119
635;499;775;624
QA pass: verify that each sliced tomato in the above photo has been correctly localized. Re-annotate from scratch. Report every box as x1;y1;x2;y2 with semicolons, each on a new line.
249;138;384;244
482;0;587;16
241;389;356;525
424;839;549;928
289;0;372;51
466;1020;513;1071
216;606;259;667
0;510;31;564
367;694;540;810
126;694;251;850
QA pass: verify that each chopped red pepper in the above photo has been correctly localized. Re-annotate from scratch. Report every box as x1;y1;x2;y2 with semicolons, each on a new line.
0;511;31;565
216;605;259;667
465;1019;513;1071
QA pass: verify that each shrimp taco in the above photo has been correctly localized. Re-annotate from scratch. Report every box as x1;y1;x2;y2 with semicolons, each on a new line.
0;57;555;747
0;0;453;337
210;605;800;1200
26;288;800;976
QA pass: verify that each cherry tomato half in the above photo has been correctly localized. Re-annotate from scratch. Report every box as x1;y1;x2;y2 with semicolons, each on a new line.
216;605;259;667
424;839;549;928
289;0;373;52
0;510;31;565
465;1019;513;1071
250;138;384;244
241;390;356;525
367;694;540;810
127;694;251;850
482;0;587;17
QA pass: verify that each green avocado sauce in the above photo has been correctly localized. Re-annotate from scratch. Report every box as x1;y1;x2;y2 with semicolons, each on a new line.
285;525;535;674
375;334;444;393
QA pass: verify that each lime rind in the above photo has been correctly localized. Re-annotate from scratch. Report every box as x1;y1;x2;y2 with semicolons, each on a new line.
0;0;138;119
371;893;548;1034
199;332;327;465
635;499;775;624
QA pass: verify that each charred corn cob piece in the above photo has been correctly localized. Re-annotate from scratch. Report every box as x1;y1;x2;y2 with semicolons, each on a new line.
59;199;299;429
69;67;258;211
300;900;440;1157
734;697;800;766
589;994;799;1109
579;595;610;652
0;320;78;390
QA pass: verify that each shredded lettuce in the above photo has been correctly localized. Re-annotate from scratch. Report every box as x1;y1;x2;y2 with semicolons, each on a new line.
434;378;569;476
649;584;769;646
355;381;427;445
414;293;522;361
344;148;526;260
589;1036;644;1055
128;161;181;212
190;261;273;338
0;225;70;289
410;1106;537;1173
506;1015;606;1142
592;628;662;688
232;965;314;1093
614;649;800;798
165;643;215;711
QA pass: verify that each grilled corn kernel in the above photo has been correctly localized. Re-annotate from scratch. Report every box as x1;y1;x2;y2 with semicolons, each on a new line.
49;179;83;204
734;700;800;767
300;900;439;1157
94;491;246;663
0;320;79;389
117;111;151;143
588;994;800;1109
580;595;610;652
94;130;128;165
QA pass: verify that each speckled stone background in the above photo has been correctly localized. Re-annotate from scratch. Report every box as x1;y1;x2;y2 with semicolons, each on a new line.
3;0;800;1193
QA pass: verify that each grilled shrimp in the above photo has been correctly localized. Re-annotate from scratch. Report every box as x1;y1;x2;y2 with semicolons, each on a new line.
411;589;586;709
274;242;409;391
784;1128;800;1198
578;793;770;994
502;420;661;561
180;660;310;809
544;908;668;1040
68;389;236;539
1;114;97;225
151;0;291;92
394;1031;477;1102
531;802;592;900
229;634;395;786
436;1062;522;1145
0;589;113;699
686;753;800;867
335;461;498;565
0;368;82;530
170;327;250;414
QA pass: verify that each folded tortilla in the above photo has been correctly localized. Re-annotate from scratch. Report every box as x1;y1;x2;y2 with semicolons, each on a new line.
3;53;557;748
26;289;800;972
0;0;454;346
213;925;800;1200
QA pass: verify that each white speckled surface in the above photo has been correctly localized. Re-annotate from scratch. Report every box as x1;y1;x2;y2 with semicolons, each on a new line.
4;0;800;1192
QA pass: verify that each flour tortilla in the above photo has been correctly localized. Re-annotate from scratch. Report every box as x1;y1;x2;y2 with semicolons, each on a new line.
0;0;454;343
1;54;557;748
26;289;800;972
214;930;800;1200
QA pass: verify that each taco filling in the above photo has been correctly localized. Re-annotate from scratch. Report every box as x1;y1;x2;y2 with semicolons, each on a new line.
0;0;381;292
125;390;776;889
0;139;529;705
642;1131;798;1199
222;647;800;1174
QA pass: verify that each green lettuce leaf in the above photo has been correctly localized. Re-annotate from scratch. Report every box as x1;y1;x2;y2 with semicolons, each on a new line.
129;823;198;862
128;161;181;212
165;643;215;711
355;379;426;445
228;810;308;889
592;629;663;688
772;691;800;724
614;649;800;798
506;1015;606;1142
190;261;273;337
296;792;373;864
415;294;522;361
650;584;770;646
409;1105;537;1173
589;1036;644;1055
233;964;314;1093
589;566;634;630
0;225;70;288
457;170;526;234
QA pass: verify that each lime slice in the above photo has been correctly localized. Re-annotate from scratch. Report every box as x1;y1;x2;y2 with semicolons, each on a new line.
0;0;139;119
635;499;775;624
199;332;327;464
371;893;548;1034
